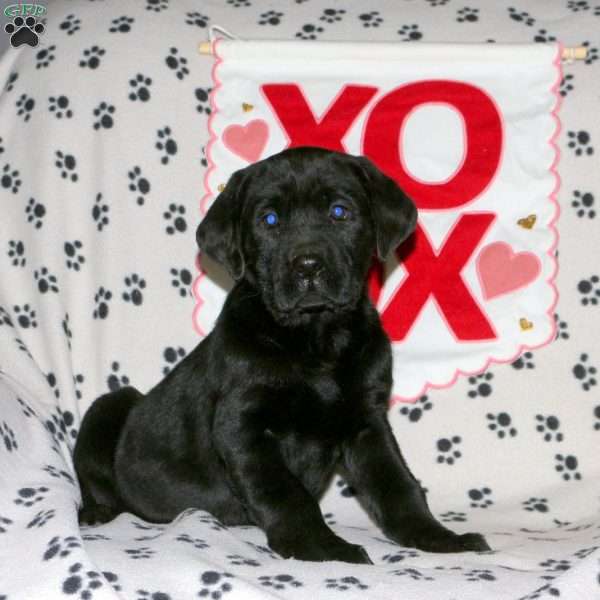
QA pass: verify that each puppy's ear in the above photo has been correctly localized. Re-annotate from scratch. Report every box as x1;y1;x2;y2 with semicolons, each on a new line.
196;169;247;280
353;156;418;260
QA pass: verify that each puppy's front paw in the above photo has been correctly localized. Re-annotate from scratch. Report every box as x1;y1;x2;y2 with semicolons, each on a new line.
392;523;490;553
270;533;372;564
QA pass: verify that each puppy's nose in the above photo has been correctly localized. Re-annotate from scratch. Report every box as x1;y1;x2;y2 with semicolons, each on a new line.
291;253;323;279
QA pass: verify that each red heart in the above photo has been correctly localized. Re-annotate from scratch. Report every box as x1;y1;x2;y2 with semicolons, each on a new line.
477;242;541;300
222;119;269;163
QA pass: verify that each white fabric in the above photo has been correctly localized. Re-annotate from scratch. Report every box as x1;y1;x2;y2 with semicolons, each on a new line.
1;1;600;599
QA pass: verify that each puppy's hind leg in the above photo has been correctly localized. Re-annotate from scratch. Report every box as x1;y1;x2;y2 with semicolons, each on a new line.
74;386;142;525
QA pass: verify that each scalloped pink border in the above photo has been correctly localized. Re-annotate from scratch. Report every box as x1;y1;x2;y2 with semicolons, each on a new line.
193;41;563;406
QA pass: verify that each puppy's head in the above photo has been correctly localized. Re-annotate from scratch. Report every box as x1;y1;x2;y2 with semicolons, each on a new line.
197;147;417;326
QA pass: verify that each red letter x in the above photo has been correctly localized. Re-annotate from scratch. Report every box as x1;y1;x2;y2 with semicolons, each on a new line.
262;84;378;152
370;213;497;341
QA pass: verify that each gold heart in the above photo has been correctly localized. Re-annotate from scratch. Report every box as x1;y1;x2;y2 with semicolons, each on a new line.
242;102;254;113
517;214;537;229
217;183;226;193
519;318;533;331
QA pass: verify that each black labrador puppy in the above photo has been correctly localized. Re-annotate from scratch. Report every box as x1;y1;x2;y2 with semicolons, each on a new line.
74;147;490;563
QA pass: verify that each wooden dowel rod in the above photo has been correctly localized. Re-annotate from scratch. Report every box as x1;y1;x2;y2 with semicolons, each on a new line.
198;41;587;61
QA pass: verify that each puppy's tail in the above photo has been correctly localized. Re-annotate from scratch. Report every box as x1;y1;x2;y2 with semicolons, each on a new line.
73;386;143;525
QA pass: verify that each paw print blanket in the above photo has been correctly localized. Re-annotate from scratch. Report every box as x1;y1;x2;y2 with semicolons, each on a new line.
1;1;600;599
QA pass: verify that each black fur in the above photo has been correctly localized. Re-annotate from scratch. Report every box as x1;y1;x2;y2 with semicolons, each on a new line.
74;147;490;562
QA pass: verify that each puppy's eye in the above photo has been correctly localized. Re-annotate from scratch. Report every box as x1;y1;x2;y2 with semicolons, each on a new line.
330;204;351;221
261;211;279;227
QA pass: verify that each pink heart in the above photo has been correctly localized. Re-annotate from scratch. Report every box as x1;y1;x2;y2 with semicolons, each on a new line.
477;242;541;300
222;119;269;163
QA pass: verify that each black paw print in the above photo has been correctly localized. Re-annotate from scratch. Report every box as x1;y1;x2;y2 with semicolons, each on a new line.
63;313;72;348
227;0;251;6
125;547;155;559
59;14;81;35
512;351;535;370
170;267;193;298
259;11;283;25
48;95;73;119
259;574;302;590
165;47;189;80
79;46;106;69
13;303;37;328
320;8;345;23
73;373;84;400
523;497;549;513
43;536;82;561
36;44;56;69
567;0;590;11
581;41;599;65
5;71;18;92
398;24;423;41
554;314;570;340
46;372;60;399
594;405;600;431
55;150;78;182
64;240;85;270
468;487;493;508
146;0;169;12
45;407;77;448
567;130;594;156
198;571;234;599
457;7;479;22
128;166;151;205
107;361;130;391
359;11;383;27
93;287;112;320
25;198;46;229
5;15;44;47
93;101;115;130
533;29;557;43
572;353;597;391
175;533;209;549
92;193;110;231
185;11;209;27
0;305;14;327
440;511;467;523
2;163;22;193
555;454;582;481
486;412;517;439
195;87;211;115
163;346;186;375
535;414;564;442
382;549;419;563
164;203;187;234
335;477;356;497
123;274;146;306
34;267;59;293
7;240;25;266
1;422;17;451
156;127;178;164
295;23;324;40
27;509;56;528
129;74;152;102
226;554;260;567
109;16;134;33
467;372;493;398
560;73;575;98
464;569;495;582
507;7;535;26
14;486;48;507
577;275;600;305
325;577;368;591
16;93;35;122
62;563;121;597
398;395;433;422
136;590;172;600
572;190;595;218
436;436;462;464
389;567;434;581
